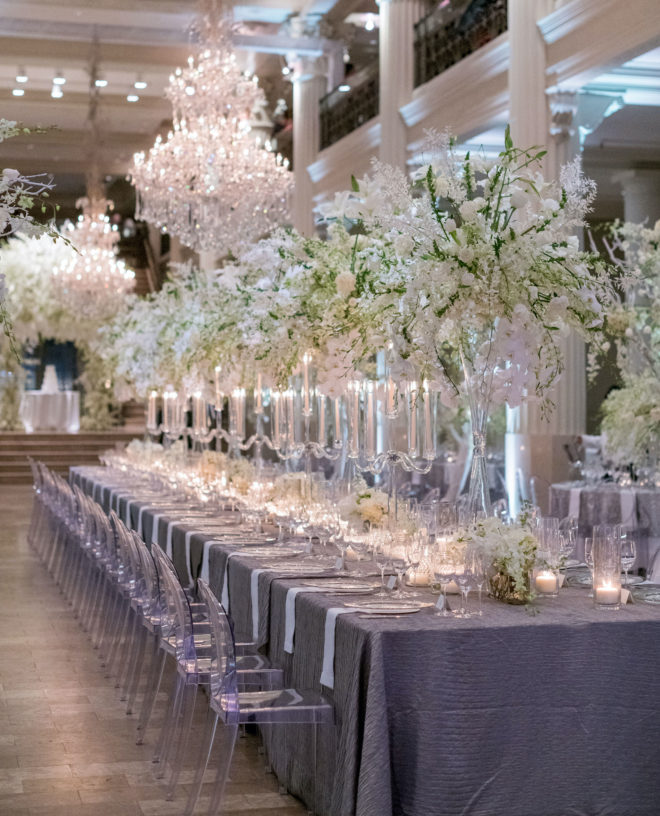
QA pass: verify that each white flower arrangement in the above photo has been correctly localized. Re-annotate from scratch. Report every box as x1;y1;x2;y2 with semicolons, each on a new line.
601;374;660;467
321;128;620;413
338;483;390;527
457;515;537;603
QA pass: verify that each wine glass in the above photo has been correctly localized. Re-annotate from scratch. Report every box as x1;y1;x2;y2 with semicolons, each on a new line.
470;548;487;616
620;531;636;586
373;531;391;596
432;542;458;616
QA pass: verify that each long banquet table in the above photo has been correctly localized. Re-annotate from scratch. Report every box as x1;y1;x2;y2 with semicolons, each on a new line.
71;466;660;816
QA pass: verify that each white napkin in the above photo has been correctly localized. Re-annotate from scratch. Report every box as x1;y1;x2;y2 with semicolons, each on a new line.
569;487;581;520
619;489;637;530
137;505;149;539
320;607;360;689
200;539;223;584
166;520;177;558
283;586;329;654
251;568;267;640
221;552;242;611
151;514;163;547
183;530;205;588
125;500;133;529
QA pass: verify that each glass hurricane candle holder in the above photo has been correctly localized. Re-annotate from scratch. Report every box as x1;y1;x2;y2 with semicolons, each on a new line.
593;533;621;610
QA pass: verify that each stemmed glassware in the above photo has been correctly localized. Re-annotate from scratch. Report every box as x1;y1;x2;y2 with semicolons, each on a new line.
372;531;392;596
432;540;459;616
620;530;637;586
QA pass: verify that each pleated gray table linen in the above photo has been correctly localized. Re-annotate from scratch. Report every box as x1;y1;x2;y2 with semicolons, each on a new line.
71;467;660;816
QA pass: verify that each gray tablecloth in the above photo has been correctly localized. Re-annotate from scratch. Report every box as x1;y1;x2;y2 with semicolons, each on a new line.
550;481;660;571
72;466;660;816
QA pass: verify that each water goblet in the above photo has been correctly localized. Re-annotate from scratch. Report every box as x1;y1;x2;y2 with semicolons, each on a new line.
620;531;636;586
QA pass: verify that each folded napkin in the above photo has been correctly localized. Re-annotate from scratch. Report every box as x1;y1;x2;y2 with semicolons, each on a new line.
283;586;330;654
221;551;243;612
200;539;224;584
183;530;206;587
151;514;163;547
569;486;581;520
251;568;267;640
320;607;360;689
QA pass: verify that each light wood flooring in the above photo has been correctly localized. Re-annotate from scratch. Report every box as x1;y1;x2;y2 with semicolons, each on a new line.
0;485;308;816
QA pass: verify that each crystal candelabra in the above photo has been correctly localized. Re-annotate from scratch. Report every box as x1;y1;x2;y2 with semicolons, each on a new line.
347;376;438;518
159;387;188;445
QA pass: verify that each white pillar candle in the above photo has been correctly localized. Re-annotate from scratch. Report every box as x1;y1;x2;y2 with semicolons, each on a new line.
348;381;360;458
302;351;312;417
317;392;326;445
535;570;558;595
407;381;418;458
595;583;620;605
255;372;263;415
333;397;342;446
147;391;158;431
272;390;281;448
422;380;435;459
214;365;223;408
386;377;397;418
366;381;376;459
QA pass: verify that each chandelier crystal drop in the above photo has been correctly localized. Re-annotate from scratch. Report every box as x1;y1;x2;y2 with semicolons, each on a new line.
52;196;135;320
131;6;292;255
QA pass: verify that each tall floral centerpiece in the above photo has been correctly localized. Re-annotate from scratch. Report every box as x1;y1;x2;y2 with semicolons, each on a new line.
601;220;660;469
0;119;62;358
324;128;618;518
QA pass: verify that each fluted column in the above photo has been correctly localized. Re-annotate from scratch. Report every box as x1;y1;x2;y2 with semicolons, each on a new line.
615;169;660;225
378;0;424;169
505;1;580;515
289;55;326;236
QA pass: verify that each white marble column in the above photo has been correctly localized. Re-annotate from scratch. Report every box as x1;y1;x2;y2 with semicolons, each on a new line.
289;55;326;236
378;0;423;169
505;1;580;515
615;169;660;225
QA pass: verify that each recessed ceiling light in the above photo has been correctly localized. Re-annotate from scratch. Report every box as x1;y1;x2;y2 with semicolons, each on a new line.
12;88;24;97
95;78;108;88
53;72;66;85
338;84;351;92
16;69;28;83
134;80;147;90
127;93;139;102
51;85;63;98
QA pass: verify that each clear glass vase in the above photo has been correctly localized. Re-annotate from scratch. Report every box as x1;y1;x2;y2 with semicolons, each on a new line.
460;338;494;521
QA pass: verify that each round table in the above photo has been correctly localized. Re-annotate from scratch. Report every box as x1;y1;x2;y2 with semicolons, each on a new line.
550;480;660;571
20;390;80;433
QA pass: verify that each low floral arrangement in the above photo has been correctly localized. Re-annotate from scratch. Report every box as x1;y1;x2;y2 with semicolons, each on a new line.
338;481;390;527
457;516;538;604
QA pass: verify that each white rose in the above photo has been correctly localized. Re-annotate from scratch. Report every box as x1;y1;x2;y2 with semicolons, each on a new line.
624;327;634;338
543;198;560;212
458;200;481;221
509;189;528;209
444;218;457;233
461;272;475;286
335;271;356;297
2;168;20;183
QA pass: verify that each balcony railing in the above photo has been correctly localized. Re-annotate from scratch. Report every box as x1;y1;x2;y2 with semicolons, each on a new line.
320;65;379;151
414;0;507;88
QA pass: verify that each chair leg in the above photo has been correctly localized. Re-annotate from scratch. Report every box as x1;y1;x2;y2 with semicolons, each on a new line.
136;639;166;744
206;722;239;816
126;623;148;715
165;681;198;799
153;671;183;771
184;707;219;816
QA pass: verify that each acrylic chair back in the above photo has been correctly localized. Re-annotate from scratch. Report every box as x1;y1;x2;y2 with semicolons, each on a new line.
150;545;198;668
196;579;240;725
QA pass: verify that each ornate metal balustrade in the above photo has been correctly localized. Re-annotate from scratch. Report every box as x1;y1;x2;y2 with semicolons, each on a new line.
414;0;507;88
319;65;379;151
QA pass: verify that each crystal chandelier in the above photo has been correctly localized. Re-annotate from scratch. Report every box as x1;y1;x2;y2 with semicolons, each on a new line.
131;1;292;255
52;197;135;320
51;41;135;321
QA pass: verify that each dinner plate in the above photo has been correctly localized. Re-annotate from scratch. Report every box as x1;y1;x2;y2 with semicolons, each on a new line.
236;546;306;558
301;580;375;594
351;601;425;615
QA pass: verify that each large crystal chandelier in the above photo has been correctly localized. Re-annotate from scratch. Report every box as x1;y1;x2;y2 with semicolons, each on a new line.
131;1;292;255
51;42;135;321
53;196;135;321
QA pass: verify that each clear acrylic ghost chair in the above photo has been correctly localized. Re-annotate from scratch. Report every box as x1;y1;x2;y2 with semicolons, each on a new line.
150;545;283;801
186;579;334;816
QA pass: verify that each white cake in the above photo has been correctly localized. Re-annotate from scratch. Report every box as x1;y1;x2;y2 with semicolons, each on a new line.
41;365;60;394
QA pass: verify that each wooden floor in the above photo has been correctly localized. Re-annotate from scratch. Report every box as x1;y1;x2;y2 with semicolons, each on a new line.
0;486;307;816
